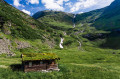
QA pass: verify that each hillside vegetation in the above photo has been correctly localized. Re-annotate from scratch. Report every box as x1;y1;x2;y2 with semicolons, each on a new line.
75;0;120;30
93;0;120;30
0;1;67;55
33;10;74;30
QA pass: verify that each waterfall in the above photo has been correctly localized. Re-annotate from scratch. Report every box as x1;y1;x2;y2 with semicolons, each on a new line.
59;38;64;48
73;14;76;28
78;41;81;50
77;36;83;50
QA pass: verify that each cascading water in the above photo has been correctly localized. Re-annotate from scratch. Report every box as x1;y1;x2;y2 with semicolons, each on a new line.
78;41;81;49
59;38;64;48
73;14;76;28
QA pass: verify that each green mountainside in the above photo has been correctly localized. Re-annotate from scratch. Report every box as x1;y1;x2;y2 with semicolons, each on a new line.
0;0;66;54
93;0;120;30
74;0;120;30
33;10;74;30
75;8;106;25
31;0;120;49
0;1;46;39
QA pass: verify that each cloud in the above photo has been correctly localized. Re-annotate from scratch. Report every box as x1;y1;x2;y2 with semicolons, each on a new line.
13;0;21;7
95;0;114;9
13;0;25;7
56;0;69;5
65;2;72;7
22;9;31;15
64;0;114;13
41;0;69;11
13;0;114;14
69;0;97;12
27;0;39;4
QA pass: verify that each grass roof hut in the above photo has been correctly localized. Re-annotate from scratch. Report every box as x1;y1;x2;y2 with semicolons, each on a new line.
22;53;60;72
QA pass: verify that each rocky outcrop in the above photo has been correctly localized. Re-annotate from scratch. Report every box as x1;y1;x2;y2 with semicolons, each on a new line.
44;39;55;48
0;38;12;54
0;38;31;54
15;40;31;49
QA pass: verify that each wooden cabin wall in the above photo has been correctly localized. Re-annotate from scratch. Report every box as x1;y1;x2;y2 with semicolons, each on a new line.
24;64;47;72
23;61;46;72
23;60;58;72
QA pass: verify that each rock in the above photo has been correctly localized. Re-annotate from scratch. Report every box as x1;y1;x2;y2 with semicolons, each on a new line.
0;38;13;54
15;40;31;49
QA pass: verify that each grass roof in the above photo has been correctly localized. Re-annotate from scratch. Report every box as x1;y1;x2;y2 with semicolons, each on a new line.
22;53;60;61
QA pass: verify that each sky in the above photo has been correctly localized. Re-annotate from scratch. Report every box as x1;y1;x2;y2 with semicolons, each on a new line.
4;0;114;16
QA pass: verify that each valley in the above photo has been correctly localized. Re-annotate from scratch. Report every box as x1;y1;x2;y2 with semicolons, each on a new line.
0;0;120;79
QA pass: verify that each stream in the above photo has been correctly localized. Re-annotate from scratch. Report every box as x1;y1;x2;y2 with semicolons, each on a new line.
59;14;81;49
59;38;64;48
78;40;82;50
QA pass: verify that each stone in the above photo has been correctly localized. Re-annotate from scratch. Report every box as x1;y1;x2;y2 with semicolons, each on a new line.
0;38;13;54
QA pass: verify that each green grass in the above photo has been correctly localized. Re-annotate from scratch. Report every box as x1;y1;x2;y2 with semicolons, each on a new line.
0;46;120;79
49;21;73;29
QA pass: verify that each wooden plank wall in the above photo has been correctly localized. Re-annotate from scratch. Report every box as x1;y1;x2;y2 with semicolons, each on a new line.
24;61;58;72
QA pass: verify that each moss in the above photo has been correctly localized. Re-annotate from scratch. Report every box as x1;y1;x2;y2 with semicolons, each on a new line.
22;53;60;61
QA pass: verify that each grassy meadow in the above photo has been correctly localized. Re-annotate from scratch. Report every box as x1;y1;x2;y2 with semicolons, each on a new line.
0;46;120;79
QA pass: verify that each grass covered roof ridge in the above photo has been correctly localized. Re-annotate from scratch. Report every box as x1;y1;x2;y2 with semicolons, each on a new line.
22;53;60;61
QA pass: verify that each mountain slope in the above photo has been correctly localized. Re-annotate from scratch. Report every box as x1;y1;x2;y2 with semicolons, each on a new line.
75;8;106;24
0;1;47;39
32;0;120;31
74;0;120;30
33;10;74;30
0;0;65;54
73;0;120;49
93;0;120;30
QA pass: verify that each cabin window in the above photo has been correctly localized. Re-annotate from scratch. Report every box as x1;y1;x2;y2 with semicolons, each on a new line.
40;61;43;64
29;62;32;67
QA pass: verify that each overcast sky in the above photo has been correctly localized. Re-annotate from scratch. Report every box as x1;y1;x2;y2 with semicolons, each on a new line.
5;0;114;16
